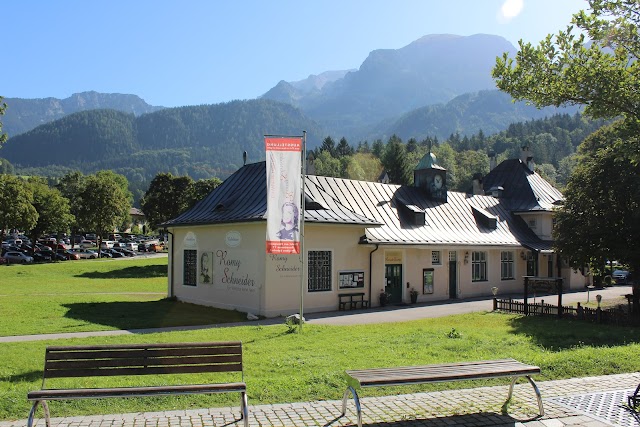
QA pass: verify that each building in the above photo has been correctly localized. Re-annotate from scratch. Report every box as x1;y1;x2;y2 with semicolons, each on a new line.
162;148;584;317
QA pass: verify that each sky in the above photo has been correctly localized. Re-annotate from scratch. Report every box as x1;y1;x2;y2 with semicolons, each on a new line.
2;0;588;108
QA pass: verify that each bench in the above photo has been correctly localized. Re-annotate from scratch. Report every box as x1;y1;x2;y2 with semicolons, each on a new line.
340;359;543;427
338;292;369;310
27;341;249;427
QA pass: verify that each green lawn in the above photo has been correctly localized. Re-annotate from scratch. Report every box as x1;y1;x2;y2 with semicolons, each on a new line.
0;257;246;336
1;259;639;421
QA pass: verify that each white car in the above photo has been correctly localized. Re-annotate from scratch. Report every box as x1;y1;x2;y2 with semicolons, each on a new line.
79;240;95;248
73;248;98;259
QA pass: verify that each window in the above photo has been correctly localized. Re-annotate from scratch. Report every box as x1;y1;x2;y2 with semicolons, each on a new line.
472;251;487;282
183;250;197;286
501;251;514;280
308;250;332;292
431;250;441;265
528;218;537;229
423;269;434;294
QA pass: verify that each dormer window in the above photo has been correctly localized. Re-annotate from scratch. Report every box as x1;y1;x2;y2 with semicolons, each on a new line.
528;219;537;229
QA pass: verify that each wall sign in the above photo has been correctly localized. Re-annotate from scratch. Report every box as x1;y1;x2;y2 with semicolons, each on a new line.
225;230;242;247
339;271;364;289
184;232;197;248
385;251;402;264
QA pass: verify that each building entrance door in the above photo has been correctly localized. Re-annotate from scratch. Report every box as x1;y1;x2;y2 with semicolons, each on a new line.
385;264;402;304
448;251;457;299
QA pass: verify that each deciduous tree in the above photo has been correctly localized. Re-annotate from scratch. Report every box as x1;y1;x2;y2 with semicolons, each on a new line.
493;0;640;151
0;175;37;236
553;121;640;311
27;178;74;249
141;173;194;230
77;171;132;249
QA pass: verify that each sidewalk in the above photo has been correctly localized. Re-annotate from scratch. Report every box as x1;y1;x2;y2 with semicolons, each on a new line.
2;372;639;427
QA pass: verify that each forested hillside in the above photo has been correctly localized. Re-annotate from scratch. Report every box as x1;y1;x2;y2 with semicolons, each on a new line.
1;99;324;201
311;113;607;194
2;91;163;137
381;90;579;141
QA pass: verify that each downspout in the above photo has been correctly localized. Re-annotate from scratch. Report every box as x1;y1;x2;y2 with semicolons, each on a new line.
166;229;174;298
369;244;380;305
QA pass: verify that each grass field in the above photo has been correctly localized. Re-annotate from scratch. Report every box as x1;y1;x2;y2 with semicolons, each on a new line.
1;259;639;421
0;257;246;336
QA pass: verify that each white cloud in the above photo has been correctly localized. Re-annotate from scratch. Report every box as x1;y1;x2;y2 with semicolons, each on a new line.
499;0;524;22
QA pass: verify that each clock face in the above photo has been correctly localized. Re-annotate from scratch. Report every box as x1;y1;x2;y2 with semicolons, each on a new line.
433;174;443;189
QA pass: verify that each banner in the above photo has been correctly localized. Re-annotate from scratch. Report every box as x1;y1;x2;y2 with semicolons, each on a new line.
265;136;302;254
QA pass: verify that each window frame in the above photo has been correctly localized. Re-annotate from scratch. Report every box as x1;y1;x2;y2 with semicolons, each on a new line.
307;249;332;292
472;251;487;282
183;249;197;287
500;251;515;280
431;250;441;265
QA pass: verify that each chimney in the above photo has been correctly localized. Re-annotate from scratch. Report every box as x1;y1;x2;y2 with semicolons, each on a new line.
472;173;484;195
520;146;535;171
489;151;497;171
306;152;315;175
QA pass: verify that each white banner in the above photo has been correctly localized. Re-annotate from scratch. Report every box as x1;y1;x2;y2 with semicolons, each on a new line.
265;136;302;254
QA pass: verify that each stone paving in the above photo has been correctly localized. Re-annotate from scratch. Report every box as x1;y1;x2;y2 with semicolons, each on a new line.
2;372;639;427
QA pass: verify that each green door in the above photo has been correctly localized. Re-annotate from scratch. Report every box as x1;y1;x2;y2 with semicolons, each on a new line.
448;251;457;299
385;264;402;304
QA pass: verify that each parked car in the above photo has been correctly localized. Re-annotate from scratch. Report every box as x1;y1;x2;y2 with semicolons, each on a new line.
73;248;98;259
2;251;34;264
79;240;95;248
100;240;115;249
102;248;124;258
147;242;164;252
116;247;136;257
98;250;113;258
32;252;53;263
613;270;631;284
58;249;80;260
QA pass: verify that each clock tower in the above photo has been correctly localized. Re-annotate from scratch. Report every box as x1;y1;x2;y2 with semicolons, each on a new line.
414;152;447;202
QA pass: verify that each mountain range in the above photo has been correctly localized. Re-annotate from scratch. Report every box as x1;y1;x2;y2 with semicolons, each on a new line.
1;33;577;187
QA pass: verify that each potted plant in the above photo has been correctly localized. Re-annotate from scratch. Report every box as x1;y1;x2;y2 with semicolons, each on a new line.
379;289;391;307
410;287;419;304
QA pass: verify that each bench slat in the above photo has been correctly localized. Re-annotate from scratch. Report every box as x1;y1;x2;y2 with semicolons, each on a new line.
45;346;241;361
44;362;243;378
28;382;247;401
346;359;540;388
46;354;242;370
44;341;242;352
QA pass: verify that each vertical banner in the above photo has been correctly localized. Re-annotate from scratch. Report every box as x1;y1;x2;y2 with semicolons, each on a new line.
265;136;303;254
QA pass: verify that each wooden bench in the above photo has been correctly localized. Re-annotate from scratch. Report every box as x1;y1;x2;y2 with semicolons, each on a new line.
27;342;248;427
338;292;369;310
340;359;543;427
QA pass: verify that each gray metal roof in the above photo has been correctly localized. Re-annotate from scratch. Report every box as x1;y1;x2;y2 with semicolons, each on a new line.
162;162;379;227
164;160;552;250
305;175;544;247
482;159;563;212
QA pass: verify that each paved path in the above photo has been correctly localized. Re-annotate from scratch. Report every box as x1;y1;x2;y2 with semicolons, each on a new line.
3;373;639;427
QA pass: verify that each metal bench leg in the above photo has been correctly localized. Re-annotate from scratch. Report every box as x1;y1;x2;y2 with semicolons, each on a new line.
240;391;249;427
27;400;51;427
628;383;640;408
341;386;363;427
506;375;544;416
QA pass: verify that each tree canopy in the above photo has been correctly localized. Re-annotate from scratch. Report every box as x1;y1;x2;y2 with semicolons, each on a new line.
0;96;7;146
77;171;132;246
0;175;38;235
493;0;640;136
